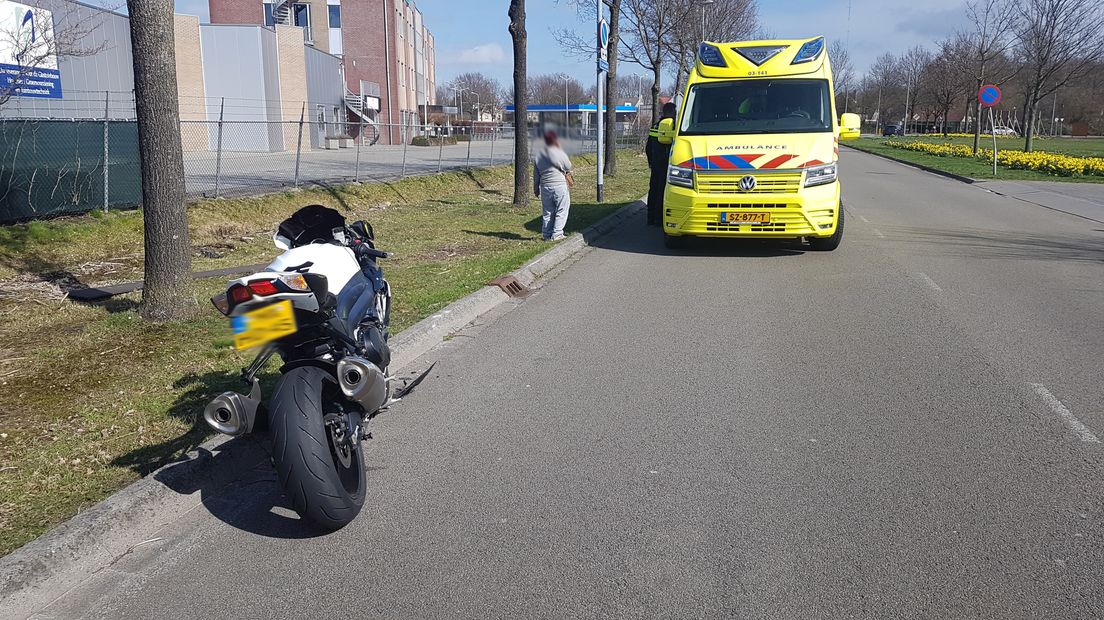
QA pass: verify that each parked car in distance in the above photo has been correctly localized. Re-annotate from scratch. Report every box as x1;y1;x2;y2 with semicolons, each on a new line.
882;124;903;137
992;126;1017;136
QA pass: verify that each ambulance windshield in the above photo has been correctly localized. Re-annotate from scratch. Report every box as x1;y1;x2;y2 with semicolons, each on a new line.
679;79;832;136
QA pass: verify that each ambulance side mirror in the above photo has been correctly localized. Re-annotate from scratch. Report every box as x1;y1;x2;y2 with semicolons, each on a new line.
839;113;861;141
658;117;675;145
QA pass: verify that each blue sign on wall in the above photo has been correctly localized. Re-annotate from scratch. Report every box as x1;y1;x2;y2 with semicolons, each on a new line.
0;4;64;99
0;63;63;98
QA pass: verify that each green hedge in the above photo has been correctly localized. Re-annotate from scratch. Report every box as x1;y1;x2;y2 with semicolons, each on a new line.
410;136;457;147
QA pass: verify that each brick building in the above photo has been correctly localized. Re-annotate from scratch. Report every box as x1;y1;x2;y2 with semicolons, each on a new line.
207;0;437;144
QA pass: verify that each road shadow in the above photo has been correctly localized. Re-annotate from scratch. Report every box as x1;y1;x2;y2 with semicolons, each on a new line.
893;227;1104;262
152;439;325;541
111;370;324;540
589;219;808;258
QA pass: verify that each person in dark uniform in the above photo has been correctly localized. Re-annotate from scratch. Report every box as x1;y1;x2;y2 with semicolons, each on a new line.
645;102;677;226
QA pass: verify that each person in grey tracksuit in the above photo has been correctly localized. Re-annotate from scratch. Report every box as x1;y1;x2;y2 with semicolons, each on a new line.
533;131;573;241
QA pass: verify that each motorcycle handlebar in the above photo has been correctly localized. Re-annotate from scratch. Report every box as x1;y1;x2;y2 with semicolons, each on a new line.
361;246;392;260
352;241;392;260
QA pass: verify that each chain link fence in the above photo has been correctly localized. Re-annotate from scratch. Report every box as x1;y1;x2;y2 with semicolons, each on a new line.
1;110;648;224
0;118;141;222
179;121;528;199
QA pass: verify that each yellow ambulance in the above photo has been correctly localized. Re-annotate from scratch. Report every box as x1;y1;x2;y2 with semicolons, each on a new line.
662;36;861;250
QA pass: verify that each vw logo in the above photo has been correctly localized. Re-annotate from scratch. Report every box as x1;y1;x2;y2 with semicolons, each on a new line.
738;175;757;192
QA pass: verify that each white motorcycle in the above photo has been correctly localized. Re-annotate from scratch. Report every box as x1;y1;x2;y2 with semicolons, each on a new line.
205;205;429;530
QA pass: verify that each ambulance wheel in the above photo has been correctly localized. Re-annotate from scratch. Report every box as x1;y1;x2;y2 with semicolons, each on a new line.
664;233;689;250
808;207;844;252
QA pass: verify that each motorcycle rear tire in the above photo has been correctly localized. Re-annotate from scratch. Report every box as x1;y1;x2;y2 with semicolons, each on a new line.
269;366;366;530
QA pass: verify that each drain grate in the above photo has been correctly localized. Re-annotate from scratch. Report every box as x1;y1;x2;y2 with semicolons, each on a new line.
487;275;532;298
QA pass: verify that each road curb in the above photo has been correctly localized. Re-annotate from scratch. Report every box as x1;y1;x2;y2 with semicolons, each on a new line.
844;144;978;184
0;196;645;617
390;197;645;370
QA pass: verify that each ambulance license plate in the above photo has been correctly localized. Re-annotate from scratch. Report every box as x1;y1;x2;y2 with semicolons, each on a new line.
721;212;771;224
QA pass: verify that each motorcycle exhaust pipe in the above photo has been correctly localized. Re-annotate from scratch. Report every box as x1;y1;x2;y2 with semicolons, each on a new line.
337;356;388;413
203;379;262;437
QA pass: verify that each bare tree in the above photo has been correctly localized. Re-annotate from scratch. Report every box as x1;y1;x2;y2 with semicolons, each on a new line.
1059;59;1104;135
550;0;625;175
926;38;973;135
441;72;504;122
868;52;899;131
508;0;529;206
829;40;855;111
619;0;682;119
603;0;621;176
0;5;105;107
126;0;193;321
897;46;932;134
528;73;588;107
667;0;758;97
956;0;1019;152
1013;0;1104;151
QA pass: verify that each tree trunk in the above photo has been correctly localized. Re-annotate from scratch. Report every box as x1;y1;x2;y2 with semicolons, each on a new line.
603;0;621;177
127;0;194;322
971;100;982;154
650;63;662;121
508;0;529;206
1019;91;1030;138
672;49;690;104
1023;96;1037;153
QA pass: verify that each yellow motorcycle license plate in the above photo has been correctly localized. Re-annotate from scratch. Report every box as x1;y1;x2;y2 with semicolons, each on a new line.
721;212;771;224
231;300;297;350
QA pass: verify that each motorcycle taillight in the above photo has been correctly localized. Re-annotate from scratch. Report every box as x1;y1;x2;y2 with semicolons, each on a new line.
228;284;252;305
248;280;280;296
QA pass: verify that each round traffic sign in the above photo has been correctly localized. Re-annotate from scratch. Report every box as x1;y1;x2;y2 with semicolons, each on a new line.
978;84;1001;107
599;20;609;48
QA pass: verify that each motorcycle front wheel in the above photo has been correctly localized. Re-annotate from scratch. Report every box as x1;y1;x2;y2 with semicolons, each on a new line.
269;366;366;530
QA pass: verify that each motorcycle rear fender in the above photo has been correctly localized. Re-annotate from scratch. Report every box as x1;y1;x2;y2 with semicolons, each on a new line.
226;271;320;316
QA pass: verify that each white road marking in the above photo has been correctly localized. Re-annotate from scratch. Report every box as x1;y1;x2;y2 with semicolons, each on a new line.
858;214;870;223
1029;383;1101;443
872;228;886;238
916;272;942;292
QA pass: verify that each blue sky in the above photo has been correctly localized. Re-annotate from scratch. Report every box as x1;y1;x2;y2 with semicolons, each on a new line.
172;0;966;95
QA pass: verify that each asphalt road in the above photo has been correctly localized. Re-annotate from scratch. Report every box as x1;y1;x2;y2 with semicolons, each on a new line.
33;149;1104;618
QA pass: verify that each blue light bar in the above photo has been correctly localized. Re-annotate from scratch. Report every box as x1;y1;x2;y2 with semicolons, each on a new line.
698;43;726;67
792;37;824;64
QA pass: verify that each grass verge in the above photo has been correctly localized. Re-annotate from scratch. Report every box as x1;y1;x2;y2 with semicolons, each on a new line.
0;150;650;556
848;137;1104;183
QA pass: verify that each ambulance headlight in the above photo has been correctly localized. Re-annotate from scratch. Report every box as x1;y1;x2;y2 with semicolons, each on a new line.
804;162;837;187
668;164;695;188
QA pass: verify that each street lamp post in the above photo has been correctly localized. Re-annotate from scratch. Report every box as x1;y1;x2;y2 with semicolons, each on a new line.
698;0;714;41
560;74;571;130
451;86;468;133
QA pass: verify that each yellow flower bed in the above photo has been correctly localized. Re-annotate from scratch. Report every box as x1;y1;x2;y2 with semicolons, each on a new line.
883;140;1104;178
941;132;1017;139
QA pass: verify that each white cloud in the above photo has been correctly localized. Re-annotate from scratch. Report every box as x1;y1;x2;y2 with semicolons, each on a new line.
454;43;507;65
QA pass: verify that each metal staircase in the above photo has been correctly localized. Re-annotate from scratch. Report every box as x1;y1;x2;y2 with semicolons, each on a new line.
345;90;381;145
271;0;294;25
271;1;313;43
